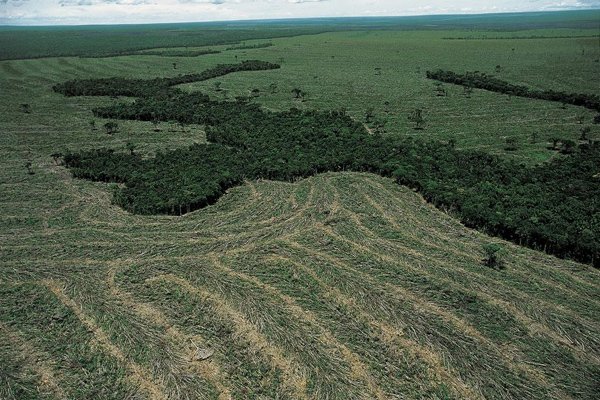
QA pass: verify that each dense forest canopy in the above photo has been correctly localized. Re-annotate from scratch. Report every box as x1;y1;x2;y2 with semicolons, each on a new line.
55;61;600;267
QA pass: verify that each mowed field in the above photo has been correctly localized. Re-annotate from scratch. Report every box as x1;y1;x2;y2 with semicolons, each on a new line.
1;22;600;399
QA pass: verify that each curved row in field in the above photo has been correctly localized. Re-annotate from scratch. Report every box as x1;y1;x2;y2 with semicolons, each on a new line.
1;173;599;399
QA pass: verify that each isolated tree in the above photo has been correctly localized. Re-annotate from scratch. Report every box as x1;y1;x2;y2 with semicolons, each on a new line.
530;131;539;144
483;243;505;269
172;62;177;70
463;86;473;98
213;81;222;92
291;88;305;100
51;152;62;165
495;65;502;73
372;118;386;135
250;88;260;98
448;138;456;148
408;108;425;130
89;119;97;131
24;161;34;175
434;82;447;97
560;139;576;154
126;142;136;155
104;122;118;135
365;107;375;123
580;126;591;141
20;103;31;114
504;137;518;151
269;83;278;94
374;67;382;76
551;137;561;150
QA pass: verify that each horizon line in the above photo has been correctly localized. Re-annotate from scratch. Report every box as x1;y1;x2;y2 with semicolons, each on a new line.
1;8;599;28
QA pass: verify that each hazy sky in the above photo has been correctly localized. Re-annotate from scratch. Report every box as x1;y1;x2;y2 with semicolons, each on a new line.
1;0;599;25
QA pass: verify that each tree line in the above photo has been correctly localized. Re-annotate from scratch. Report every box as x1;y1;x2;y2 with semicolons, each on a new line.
52;60;280;98
427;69;600;112
54;63;600;267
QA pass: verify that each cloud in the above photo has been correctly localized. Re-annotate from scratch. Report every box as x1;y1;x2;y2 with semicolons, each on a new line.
59;0;154;6
1;0;599;25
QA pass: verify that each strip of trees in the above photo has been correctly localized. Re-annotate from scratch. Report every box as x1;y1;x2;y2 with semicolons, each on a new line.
54;62;600;267
427;69;600;112
52;60;280;98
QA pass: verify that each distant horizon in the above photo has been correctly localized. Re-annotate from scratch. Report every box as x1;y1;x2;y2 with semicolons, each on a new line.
1;8;599;28
1;0;599;27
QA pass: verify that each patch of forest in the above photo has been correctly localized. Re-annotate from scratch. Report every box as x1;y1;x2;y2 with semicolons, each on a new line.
226;43;274;51
427;70;600;112
52;60;280;97
136;49;221;57
54;64;600;266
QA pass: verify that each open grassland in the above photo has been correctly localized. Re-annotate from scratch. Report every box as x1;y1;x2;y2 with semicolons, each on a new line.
1;19;600;399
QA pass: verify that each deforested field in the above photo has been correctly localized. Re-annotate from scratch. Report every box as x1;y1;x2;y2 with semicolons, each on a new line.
1;11;600;400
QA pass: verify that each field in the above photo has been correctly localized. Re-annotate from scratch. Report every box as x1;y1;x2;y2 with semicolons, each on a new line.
1;11;600;399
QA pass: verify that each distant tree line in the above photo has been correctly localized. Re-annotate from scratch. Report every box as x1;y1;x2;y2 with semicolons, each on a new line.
139;49;221;57
226;43;274;51
427;69;600;112
54;62;600;267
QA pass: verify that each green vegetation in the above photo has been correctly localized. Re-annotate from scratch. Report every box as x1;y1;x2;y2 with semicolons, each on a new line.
427;69;600;111
1;11;600;399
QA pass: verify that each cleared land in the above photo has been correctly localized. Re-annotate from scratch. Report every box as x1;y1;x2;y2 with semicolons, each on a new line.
1;13;599;399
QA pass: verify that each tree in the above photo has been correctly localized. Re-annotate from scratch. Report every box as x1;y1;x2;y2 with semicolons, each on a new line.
126;142;136;155
20;103;31;114
51;152;62;165
104;122;118;135
250;88;260;98
551;137;561;150
580;126;591;141
530;132;539;144
24;161;34;175
560;139;576;154
172;62;177;70
291;88;304;100
89;119;96;131
504;137;518;151
463;86;473;98
365;107;375;123
483;243;505;269
434;82;447;97
269;83;278;94
213;81;222;92
408;108;425;130
495;65;502;73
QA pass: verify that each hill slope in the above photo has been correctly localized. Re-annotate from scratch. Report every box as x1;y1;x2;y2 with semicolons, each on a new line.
1;170;599;399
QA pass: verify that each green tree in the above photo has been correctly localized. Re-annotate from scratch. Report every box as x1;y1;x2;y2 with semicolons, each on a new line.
20;103;31;114
504;137;518;151
483;243;505;269
126;142;136;155
104;122;118;135
408;108;425;130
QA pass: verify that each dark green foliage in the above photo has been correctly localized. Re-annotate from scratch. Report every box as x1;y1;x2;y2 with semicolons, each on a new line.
52;60;280;97
56;63;600;267
427;70;600;111
226;42;274;51
482;244;505;269
103;122;118;135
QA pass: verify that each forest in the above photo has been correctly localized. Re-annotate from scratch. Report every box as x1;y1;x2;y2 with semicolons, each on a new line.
52;60;280;98
54;61;600;267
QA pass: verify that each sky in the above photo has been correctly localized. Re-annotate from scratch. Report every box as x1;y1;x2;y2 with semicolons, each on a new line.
1;0;599;25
